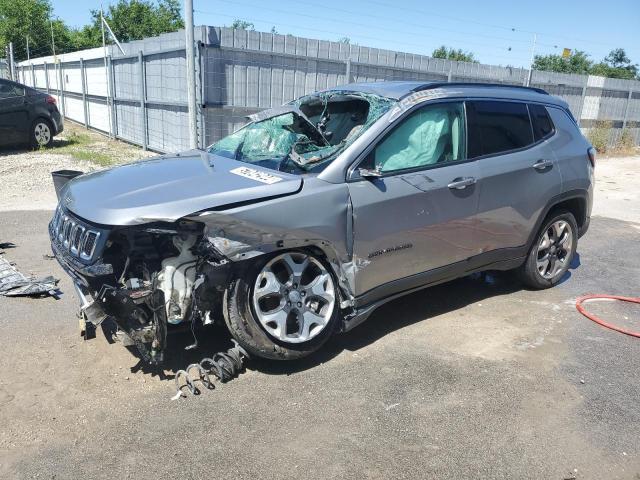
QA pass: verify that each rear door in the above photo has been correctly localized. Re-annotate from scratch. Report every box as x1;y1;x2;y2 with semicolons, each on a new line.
469;100;562;253
0;80;29;146
348;101;481;298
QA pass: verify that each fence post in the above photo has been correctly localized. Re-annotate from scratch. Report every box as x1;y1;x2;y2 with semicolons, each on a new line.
138;51;148;150
44;61;50;93
577;81;588;128
57;61;66;117
80;59;89;128
345;59;351;84
31;63;35;88
447;69;452;83
622;89;633;131
107;55;116;139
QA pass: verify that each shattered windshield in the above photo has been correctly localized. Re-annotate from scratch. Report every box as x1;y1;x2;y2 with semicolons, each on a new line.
208;91;394;174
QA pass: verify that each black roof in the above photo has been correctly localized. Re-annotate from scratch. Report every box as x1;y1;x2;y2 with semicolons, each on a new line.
327;81;550;101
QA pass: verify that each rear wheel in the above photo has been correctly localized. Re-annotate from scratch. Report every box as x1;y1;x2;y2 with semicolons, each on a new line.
31;119;54;148
224;251;340;360
519;210;577;289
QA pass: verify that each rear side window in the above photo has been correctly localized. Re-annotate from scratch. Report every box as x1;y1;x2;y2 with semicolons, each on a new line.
529;104;555;141
0;81;24;99
467;101;533;158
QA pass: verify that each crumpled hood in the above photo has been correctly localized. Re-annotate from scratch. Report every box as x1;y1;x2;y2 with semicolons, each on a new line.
61;151;302;226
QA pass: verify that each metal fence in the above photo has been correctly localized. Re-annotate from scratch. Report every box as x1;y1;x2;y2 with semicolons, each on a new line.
0;59;8;80
16;26;640;154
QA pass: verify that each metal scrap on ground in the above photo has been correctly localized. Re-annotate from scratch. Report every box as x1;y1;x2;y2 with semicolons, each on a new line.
0;243;60;298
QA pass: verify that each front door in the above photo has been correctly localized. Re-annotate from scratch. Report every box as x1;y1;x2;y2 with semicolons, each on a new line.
348;101;481;299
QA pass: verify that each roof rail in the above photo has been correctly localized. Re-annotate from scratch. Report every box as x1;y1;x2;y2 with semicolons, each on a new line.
411;82;549;96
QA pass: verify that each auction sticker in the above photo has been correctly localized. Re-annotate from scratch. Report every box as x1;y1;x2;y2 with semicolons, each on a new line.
230;167;283;184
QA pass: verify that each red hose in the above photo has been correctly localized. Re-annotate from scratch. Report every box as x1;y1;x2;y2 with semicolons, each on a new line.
575;294;640;338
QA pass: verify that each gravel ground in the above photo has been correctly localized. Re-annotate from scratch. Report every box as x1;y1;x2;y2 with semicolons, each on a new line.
0;148;638;479
0;123;155;212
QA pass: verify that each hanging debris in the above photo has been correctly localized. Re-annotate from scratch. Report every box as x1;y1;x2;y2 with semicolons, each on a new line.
0;251;60;298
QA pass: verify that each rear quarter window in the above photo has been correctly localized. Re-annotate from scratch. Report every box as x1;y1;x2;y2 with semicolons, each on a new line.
529;104;555;141
466;100;533;158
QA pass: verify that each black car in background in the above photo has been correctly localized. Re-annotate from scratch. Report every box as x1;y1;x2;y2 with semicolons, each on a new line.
0;78;63;148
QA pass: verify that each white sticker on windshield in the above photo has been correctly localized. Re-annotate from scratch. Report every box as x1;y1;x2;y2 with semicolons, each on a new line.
230;166;283;184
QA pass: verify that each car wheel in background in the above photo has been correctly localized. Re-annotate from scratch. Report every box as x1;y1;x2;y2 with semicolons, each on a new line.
519;210;578;289
31;119;54;148
224;251;340;360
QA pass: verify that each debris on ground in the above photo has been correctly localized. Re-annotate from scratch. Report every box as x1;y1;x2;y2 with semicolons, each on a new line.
171;341;248;400
0;247;60;298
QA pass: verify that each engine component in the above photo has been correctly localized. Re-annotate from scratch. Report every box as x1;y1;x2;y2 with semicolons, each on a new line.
171;341;248;400
158;235;198;324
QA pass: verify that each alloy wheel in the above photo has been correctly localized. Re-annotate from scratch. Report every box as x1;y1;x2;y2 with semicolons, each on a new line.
536;220;573;280
252;252;335;344
34;122;51;146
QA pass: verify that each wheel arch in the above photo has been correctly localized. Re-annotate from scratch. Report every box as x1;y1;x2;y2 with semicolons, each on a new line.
526;190;588;251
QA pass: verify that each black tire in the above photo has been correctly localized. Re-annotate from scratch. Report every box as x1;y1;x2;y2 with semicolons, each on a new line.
30;118;54;148
518;210;578;289
223;252;340;360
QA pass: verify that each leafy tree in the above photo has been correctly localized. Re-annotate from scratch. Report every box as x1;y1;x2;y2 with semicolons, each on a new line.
0;0;55;60
432;45;478;63
532;50;592;75
591;48;638;79
533;48;638;80
337;37;351;44
230;19;254;30
78;0;184;45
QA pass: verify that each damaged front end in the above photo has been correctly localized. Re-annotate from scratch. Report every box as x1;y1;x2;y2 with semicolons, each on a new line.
49;208;231;365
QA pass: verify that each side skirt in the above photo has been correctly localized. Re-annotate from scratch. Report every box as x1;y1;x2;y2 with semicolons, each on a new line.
341;250;525;333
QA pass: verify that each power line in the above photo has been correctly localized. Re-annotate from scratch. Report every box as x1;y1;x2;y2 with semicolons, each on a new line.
196;10;533;64
366;0;620;52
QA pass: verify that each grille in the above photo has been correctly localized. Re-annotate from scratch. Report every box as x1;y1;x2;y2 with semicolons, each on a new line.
51;207;101;261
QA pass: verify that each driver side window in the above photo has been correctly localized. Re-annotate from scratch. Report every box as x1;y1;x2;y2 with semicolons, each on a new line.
0;81;24;99
373;102;466;173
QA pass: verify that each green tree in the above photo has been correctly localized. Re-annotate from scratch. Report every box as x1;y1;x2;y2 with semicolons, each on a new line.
78;0;184;46
591;48;638;79
230;19;254;30
0;0;56;60
432;45;478;63
532;50;592;74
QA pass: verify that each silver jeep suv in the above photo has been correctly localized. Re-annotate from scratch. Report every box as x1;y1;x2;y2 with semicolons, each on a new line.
49;81;594;363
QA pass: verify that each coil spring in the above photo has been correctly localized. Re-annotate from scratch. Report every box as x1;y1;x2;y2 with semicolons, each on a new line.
171;341;248;400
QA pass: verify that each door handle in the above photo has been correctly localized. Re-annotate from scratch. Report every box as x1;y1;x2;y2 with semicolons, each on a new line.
533;159;553;170
448;177;476;190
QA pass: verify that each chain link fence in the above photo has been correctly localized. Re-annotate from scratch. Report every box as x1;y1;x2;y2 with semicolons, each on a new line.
15;26;640;154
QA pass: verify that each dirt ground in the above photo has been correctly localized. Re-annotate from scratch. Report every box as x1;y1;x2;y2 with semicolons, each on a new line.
0;139;639;479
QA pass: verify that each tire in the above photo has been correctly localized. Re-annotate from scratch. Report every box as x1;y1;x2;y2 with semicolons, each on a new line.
31;118;54;148
223;251;340;360
518;210;578;289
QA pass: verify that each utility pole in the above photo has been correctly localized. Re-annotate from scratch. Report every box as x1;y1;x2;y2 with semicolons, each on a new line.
184;0;198;149
8;42;14;81
526;33;537;87
101;6;114;138
50;19;57;60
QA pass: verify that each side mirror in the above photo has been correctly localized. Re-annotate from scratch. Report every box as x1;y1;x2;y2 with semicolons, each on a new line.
358;166;382;179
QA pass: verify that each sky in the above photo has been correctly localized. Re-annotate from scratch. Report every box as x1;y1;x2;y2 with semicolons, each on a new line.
50;0;640;68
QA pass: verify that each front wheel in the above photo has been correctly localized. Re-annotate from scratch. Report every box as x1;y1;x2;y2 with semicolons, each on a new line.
518;210;578;289
223;251;340;360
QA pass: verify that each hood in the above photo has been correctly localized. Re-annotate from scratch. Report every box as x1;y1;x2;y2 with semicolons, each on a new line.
61;151;302;226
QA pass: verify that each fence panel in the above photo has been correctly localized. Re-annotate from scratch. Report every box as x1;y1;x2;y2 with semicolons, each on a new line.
15;25;640;153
